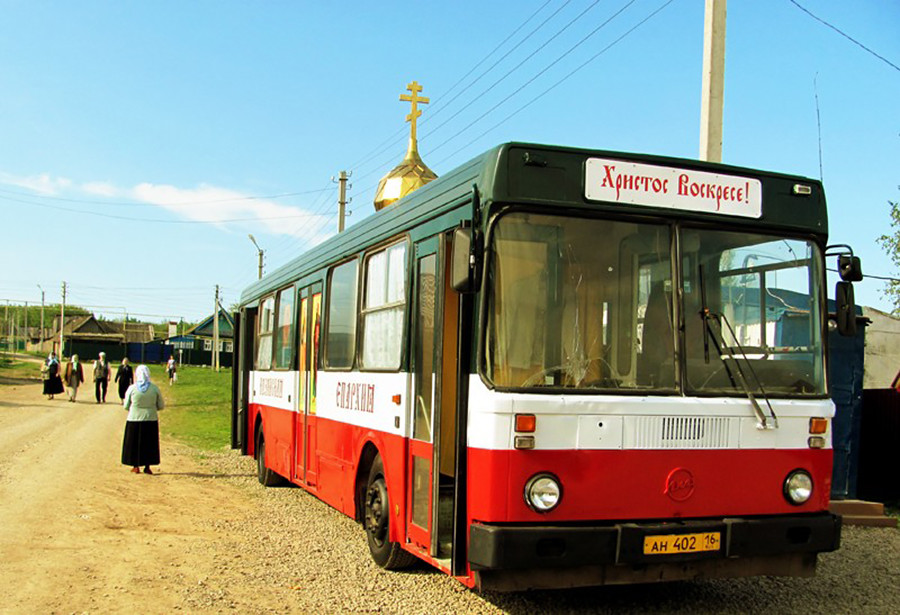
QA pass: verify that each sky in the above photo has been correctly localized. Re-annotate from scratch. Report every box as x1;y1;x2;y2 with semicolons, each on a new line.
1;0;898;323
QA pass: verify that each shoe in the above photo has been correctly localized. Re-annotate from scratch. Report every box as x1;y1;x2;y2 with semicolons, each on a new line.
143;467;153;475
131;467;140;474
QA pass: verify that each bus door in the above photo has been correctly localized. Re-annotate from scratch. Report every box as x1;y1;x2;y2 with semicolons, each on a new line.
409;235;460;559
294;283;322;487
235;307;256;455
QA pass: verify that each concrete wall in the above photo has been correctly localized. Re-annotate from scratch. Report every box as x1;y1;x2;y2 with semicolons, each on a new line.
861;306;900;389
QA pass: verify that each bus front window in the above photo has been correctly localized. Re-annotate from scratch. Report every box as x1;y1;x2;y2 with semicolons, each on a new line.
485;212;676;391
682;230;825;396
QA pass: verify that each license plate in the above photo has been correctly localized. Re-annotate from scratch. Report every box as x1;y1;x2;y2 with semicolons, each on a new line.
643;532;721;555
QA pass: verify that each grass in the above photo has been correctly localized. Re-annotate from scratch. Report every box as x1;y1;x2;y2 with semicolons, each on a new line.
150;364;234;452
0;356;234;451
0;354;43;381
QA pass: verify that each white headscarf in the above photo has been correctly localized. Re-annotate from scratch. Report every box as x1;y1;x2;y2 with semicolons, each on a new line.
136;365;152;392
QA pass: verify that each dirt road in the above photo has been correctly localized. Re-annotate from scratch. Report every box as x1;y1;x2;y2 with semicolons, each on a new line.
2;376;899;614
0;379;253;613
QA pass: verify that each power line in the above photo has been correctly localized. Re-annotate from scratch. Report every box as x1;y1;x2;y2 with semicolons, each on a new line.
428;0;636;158
422;0;599;141
347;0;558;172
435;0;678;165
787;0;900;73
420;0;579;139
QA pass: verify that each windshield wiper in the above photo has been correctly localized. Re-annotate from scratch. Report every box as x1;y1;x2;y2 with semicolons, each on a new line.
698;265;778;430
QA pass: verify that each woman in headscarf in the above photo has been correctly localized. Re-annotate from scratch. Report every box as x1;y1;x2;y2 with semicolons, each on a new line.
121;365;165;475
64;354;84;402
114;357;134;401
42;352;65;400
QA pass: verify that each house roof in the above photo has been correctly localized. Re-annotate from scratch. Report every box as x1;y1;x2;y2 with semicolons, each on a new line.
184;309;234;339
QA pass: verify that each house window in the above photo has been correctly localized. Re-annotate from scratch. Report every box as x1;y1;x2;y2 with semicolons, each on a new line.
256;295;275;370
274;286;295;369
203;339;212;351
361;241;407;370
225;341;233;353
325;259;359;369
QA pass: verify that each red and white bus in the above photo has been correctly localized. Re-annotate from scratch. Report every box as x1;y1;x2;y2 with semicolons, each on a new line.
231;143;860;591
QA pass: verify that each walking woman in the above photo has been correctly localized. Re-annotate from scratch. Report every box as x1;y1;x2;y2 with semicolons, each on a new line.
64;354;84;402
43;352;65;400
121;365;164;475
114;357;134;401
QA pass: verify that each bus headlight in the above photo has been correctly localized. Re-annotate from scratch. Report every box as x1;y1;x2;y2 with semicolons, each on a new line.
784;470;813;505
524;473;562;512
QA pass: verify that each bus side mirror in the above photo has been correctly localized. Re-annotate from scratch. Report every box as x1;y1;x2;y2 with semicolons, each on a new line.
838;255;863;282
451;227;475;293
835;281;857;337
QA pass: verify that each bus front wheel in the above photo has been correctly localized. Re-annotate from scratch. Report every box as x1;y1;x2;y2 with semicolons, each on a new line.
364;456;415;569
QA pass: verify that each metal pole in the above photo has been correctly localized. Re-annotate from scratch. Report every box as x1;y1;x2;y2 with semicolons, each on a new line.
248;234;264;280
24;301;28;352
699;0;726;162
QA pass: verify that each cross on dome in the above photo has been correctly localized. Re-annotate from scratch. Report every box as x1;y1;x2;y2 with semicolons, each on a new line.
399;81;429;143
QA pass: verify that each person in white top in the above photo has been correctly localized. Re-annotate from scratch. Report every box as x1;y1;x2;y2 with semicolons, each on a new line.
166;356;177;385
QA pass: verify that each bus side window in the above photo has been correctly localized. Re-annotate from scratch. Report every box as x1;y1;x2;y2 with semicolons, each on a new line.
256;295;275;370
325;259;359;369
273;286;296;370
361;241;408;370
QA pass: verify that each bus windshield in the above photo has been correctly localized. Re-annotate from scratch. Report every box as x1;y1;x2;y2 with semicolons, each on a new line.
484;211;825;397
682;228;825;396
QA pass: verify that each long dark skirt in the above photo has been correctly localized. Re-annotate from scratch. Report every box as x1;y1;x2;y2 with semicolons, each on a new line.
43;375;65;395
121;420;160;467
117;379;131;400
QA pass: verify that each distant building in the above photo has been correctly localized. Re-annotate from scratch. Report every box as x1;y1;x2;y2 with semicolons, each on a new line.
166;309;234;367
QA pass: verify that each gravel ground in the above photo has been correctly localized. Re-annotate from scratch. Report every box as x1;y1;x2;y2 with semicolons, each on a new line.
192;448;900;614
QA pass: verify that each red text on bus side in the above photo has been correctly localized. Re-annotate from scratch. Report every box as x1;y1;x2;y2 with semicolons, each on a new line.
336;381;375;413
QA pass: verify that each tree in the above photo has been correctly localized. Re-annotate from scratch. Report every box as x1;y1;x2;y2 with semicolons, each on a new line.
876;198;900;315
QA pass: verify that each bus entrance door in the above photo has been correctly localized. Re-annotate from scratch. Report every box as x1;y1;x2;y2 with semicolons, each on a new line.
409;235;459;560
294;284;322;488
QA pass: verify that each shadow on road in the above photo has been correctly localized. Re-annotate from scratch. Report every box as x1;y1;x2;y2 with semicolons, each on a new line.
159;471;256;479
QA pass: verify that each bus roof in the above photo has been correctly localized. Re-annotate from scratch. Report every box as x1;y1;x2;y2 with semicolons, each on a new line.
240;142;827;306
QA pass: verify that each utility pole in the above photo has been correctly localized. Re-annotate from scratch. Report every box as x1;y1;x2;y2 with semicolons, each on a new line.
214;285;220;372
60;281;67;357
38;284;45;349
248;234;264;280
23;301;28;352
699;0;727;163
335;170;351;232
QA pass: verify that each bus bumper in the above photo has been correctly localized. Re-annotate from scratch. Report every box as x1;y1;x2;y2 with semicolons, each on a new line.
469;513;841;591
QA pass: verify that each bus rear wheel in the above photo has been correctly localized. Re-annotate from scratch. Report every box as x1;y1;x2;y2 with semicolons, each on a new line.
256;430;282;487
364;456;416;569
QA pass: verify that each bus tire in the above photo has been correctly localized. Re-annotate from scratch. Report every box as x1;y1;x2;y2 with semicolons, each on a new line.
256;430;282;487
364;456;416;569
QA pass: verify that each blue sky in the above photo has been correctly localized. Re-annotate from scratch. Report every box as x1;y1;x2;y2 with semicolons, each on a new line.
1;0;897;322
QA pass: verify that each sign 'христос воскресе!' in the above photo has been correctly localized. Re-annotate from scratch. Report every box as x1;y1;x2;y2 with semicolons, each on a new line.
585;158;762;218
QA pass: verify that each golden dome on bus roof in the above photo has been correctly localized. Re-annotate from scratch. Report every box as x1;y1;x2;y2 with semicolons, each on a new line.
374;81;438;211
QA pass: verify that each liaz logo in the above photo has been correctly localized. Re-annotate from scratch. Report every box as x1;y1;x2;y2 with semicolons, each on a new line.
665;468;695;502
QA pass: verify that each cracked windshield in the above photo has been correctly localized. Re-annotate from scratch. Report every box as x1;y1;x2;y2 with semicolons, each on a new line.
485;211;676;391
485;212;825;397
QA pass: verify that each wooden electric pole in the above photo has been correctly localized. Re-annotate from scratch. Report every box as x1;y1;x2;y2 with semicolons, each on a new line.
60;281;67;357
337;170;350;232
214;285;220;372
